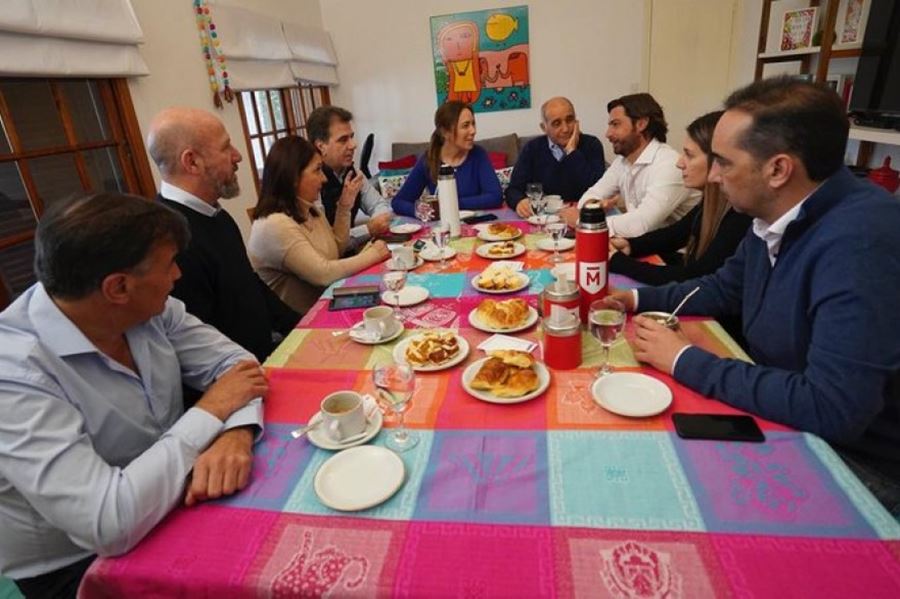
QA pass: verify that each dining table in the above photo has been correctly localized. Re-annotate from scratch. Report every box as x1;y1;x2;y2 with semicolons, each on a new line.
80;208;900;598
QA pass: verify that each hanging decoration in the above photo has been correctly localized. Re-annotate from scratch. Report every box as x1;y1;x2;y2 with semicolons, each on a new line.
193;0;233;108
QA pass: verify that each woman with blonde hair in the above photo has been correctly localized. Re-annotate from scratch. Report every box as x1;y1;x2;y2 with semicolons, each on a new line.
609;110;751;285
248;136;389;314
391;101;503;217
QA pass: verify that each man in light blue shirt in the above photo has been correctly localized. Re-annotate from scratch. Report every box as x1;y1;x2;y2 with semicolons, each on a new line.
0;193;268;597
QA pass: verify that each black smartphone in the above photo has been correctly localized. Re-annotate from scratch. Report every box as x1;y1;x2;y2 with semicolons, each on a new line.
462;213;498;224
672;413;765;443
329;284;381;311
412;239;428;252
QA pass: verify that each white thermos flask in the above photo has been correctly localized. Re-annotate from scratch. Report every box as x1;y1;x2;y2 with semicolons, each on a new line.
437;163;461;238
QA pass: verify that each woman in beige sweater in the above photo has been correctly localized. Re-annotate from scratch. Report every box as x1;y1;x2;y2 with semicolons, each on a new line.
248;136;389;313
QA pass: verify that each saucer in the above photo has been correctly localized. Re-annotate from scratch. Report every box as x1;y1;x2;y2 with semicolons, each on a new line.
305;409;384;450
527;214;561;225
420;246;458;261
381;285;430;307
591;372;673;418
536;237;575;252
314;445;405;511
348;320;404;345
387;256;424;271
390;223;423;234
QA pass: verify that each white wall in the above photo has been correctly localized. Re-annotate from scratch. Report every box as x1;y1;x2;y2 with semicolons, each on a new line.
128;0;325;238
321;0;650;165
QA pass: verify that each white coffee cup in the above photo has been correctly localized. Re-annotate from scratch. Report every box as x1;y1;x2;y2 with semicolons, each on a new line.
392;246;415;269
544;195;563;213
320;391;367;442
363;305;398;340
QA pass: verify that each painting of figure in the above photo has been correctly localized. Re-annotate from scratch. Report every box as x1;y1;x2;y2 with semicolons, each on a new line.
431;5;530;113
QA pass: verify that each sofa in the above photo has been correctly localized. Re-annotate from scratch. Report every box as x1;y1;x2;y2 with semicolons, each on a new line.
376;133;537;200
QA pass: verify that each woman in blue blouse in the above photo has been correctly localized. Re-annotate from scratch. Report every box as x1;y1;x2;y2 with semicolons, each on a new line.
391;101;503;217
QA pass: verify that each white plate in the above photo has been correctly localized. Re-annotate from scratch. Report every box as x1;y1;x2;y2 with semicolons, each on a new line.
386;256;424;271
536;237;575;252
348;320;404;345
477;227;523;242
527;214;561;225
591;372;673;418
393;333;470;372
459;210;476;219
314;445;404;511
471;272;530;294
306;409;385;450
420;246;458;262
461;357;551;404
467;305;539;333
381;285;429;307
476;242;526;260
390;223;422;234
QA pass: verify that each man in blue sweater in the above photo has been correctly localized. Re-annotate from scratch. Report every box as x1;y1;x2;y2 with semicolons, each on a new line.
505;97;606;216
610;76;900;515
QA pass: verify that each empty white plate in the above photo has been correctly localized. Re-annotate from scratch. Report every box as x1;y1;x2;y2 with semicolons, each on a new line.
420;246;458;261
390;223;422;234
314;445;405;511
536;237;575;252
381;285;429;307
591;372;673;417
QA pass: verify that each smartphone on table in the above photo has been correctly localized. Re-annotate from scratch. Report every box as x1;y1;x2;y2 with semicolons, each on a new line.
328;285;381;311
672;413;765;443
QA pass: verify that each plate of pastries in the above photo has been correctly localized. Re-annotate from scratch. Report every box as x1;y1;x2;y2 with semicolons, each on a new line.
462;349;550;404
468;298;538;333
476;222;522;241
393;330;470;372
476;241;526;260
472;265;529;294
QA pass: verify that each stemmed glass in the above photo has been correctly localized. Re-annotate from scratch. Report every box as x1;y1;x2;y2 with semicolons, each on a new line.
432;224;450;269
526;183;545;225
589;298;626;378
382;271;407;320
546;222;567;263
373;362;418;452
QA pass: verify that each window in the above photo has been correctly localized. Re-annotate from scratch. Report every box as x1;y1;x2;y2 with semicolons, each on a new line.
0;77;155;308
237;84;331;191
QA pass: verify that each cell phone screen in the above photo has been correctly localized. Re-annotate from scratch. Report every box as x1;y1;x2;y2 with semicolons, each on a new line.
672;413;765;443
328;292;380;311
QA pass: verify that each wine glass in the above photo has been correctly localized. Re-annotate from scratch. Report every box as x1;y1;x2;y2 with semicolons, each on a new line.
546;222;567;263
432;224;450;269
589;298;626;378
526;183;544;224
383;271;407;320
373;362;418;452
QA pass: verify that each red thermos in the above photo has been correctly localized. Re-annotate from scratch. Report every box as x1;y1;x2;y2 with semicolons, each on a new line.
575;201;609;322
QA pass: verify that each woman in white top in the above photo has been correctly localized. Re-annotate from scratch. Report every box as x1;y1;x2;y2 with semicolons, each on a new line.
247;136;389;314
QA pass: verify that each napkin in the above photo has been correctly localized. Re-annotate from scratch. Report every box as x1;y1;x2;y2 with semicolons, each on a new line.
477;334;537;354
487;260;524;272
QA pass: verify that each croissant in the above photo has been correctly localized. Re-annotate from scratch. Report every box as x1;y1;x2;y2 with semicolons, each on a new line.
476;299;530;328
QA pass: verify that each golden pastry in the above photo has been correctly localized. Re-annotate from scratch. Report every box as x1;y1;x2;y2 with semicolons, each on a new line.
404;331;460;367
475;298;530;328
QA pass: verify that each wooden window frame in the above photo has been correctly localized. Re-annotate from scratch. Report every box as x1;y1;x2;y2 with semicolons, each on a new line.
236;84;331;193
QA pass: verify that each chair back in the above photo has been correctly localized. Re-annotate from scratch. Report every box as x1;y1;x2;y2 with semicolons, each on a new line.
360;133;374;178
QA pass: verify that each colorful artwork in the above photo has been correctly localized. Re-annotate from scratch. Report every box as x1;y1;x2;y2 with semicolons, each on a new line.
430;5;530;113
780;7;816;51
839;0;870;45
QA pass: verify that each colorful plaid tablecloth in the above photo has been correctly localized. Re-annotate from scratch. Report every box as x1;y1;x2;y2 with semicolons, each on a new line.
82;210;900;598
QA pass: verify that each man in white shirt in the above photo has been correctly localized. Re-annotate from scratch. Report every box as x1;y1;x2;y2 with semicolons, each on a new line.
308;106;393;247
0;193;268;596
562;93;699;237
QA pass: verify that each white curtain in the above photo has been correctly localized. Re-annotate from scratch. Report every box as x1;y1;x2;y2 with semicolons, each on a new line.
0;0;148;77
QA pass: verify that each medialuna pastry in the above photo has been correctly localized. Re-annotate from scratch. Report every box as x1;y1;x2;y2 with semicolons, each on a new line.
470;350;540;397
475;266;525;291
475;298;530;328
404;331;460;367
486;223;520;239
487;241;517;257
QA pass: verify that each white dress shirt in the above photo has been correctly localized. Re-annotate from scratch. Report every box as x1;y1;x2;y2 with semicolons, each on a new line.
160;181;220;217
579;139;700;237
0;285;261;578
751;196;810;266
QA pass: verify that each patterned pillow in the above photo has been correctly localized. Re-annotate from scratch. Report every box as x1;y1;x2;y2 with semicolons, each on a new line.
377;168;411;199
495;166;514;190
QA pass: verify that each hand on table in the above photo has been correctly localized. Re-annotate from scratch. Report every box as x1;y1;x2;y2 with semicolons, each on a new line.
185;426;254;507
195;360;268;422
564;120;581;155
604;288;637;312
610;237;631;256
631;314;691;374
515;198;533;217
367;212;393;237
366;239;391;261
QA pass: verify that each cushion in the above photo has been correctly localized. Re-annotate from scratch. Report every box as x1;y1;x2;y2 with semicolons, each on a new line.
495;166;514;190
378;154;417;170
487;152;507;170
377;168;412;200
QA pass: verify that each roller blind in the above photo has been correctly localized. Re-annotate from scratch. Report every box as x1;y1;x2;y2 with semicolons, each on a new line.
0;0;148;77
